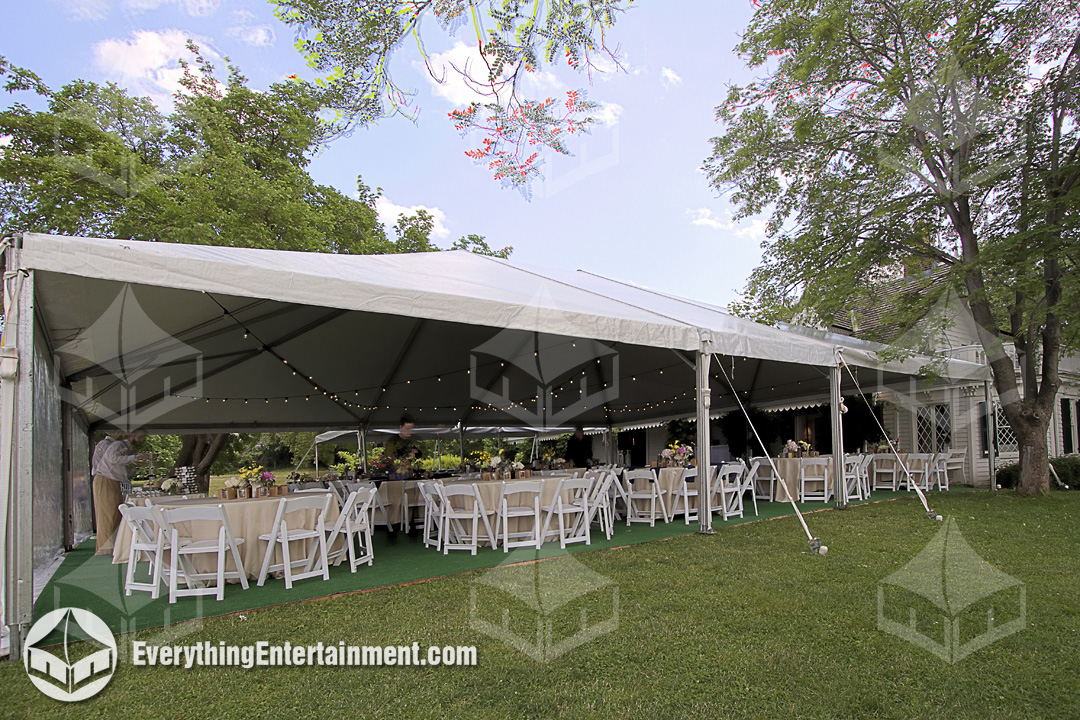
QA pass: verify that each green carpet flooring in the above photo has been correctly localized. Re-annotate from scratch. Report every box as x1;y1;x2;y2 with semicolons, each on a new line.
35;489;941;635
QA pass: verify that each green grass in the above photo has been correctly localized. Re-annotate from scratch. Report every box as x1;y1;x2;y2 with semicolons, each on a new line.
3;491;1079;719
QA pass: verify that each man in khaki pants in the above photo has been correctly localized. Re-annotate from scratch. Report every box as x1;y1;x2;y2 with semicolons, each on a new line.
94;430;147;555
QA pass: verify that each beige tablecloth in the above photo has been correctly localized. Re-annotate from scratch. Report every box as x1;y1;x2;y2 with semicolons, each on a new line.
772;456;833;502
112;493;340;579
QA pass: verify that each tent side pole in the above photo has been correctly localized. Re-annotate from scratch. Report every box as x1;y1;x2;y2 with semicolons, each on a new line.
985;380;996;490
831;364;846;507
2;258;34;657
696;348;714;533
360;429;368;474
459;428;465;469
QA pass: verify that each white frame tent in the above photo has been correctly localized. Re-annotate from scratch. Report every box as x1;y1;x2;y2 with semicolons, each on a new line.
0;233;990;655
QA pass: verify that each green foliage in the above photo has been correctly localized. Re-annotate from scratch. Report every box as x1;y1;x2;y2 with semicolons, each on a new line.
665;419;695;449
0;47;391;253
143;434;183;471
418;454;463;471
271;0;631;190
707;0;1079;493
718;406;781;459
1000;456;1080;489
451;234;513;258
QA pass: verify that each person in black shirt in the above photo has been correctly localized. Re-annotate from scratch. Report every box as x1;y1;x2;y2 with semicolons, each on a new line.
564;424;593;469
383;414;423;462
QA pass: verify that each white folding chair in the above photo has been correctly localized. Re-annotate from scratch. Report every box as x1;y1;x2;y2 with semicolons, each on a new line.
713;461;745;520
800;458;833;502
842;455;864;502
327;480;348;509
437;483;494;555
495;480;543;552
668;467;700;524
945;449;966;486
930;452;949;491
120;505;168;599
623;468;667;526
540;476;592;549
871;454;899;491
858;454;874;498
905;454;934;491
325;488;376;573
349;481;392;529
748;457;774;501
402;480;428;531
417;481;444;550
736;462;758;517
584;470;617;540
153;504;249;604
256;493;333;589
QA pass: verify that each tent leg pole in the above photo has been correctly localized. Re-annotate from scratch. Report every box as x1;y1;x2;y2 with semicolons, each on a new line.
697;348;714;534
985;380;995;490
359;429;367;475
831;364;846;507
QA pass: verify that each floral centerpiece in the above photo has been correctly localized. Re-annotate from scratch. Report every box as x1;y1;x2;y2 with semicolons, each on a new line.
511;460;526;478
784;439;798;457
222;476;244;499
669;442;694;466
660;447;675;466
160;478;181;495
464;449;490;472
798;441;811;457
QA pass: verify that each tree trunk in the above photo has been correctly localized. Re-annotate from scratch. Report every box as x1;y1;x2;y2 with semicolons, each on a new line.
172;433;229;492
1014;421;1051;496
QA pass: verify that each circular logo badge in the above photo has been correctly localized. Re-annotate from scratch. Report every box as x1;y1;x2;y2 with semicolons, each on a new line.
23;607;117;702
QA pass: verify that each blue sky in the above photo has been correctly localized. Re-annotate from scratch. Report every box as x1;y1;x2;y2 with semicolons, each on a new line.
3;0;769;308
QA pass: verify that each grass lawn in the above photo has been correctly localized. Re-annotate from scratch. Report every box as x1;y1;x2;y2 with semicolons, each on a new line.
3;491;1079;719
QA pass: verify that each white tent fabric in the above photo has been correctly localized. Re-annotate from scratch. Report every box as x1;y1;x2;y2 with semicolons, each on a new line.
17;233;987;434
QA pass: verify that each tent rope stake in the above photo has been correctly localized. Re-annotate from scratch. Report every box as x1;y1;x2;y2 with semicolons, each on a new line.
837;350;939;521
714;354;826;555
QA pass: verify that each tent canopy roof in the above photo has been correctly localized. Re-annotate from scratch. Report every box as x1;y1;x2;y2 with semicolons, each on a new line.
18;233;989;432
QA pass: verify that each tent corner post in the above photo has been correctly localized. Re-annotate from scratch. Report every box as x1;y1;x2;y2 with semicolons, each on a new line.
831;364;846;507
696;349;713;533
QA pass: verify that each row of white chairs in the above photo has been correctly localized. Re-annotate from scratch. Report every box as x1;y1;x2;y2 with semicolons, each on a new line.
119;487;379;603
415;471;621;554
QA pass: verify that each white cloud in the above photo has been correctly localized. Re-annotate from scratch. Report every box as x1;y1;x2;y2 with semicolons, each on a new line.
687;208;768;241
228;25;275;47
593;101;623;128
376;197;451;239
92;29;217;110
60;0;109;21
419;41;503;107
232;9;256;21
660;67;682;89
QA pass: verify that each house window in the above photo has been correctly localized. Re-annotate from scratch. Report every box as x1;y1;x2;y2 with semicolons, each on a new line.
1063;399;1075;455
917;404;952;453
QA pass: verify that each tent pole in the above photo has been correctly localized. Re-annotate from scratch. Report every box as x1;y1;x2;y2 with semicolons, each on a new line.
314;443;319;480
696;346;714;534
436;438;442;470
831;363;846;507
357;429;365;475
985;380;996;490
459;427;465;469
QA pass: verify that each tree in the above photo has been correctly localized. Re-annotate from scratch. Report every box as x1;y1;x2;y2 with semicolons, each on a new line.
451;234;512;258
705;0;1079;494
0;49;446;488
270;0;631;191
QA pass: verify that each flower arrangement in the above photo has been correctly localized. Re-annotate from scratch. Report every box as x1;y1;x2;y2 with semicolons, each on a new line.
224;477;244;489
669;442;694;465
250;470;275;488
660;448;674;461
511;461;525;471
238;464;264;485
489;453;504;470
465;449;490;469
785;439;798;454
160;478;181;495
798;440;811;452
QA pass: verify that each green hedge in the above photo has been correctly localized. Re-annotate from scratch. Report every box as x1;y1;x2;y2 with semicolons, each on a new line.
996;455;1080;489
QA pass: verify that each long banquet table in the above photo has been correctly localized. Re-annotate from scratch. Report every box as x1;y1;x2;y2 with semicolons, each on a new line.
112;493;341;579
